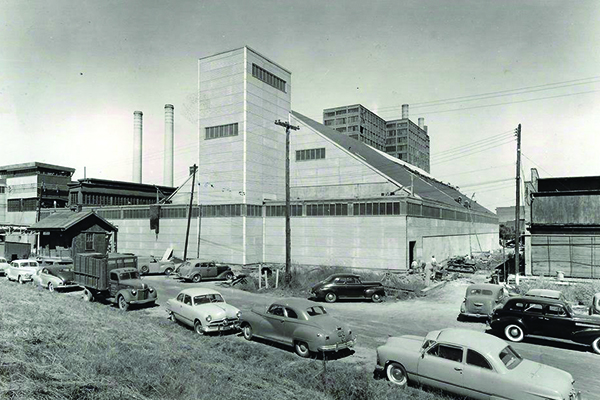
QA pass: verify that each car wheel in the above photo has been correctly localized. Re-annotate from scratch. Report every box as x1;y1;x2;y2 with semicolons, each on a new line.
591;337;600;354
168;311;176;322
192;274;201;283
242;324;253;340
164;268;173;276
224;272;234;281
17;275;23;284
141;265;149;275
118;295;129;311
194;320;204;335
294;341;311;358
504;324;525;342
48;283;54;292
83;289;94;302
386;362;408;388
372;293;383;303
324;292;337;303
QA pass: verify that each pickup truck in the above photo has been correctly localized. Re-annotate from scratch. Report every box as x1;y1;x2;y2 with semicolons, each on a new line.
310;273;385;303
74;253;157;311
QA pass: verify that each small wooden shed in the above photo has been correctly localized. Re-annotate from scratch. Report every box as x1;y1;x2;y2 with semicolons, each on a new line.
29;210;118;258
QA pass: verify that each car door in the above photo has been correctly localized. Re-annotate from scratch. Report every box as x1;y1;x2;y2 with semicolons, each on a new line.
543;304;573;339
333;277;349;298
461;349;498;400
171;293;186;322
179;294;195;326
279;307;301;346
417;343;469;397
205;262;218;278
40;268;50;286
109;271;119;297
521;301;546;335
345;277;364;298
262;305;286;342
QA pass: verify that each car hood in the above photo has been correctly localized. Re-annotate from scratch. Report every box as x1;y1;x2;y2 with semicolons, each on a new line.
195;303;239;319
120;279;150;290
387;335;425;353
509;360;573;397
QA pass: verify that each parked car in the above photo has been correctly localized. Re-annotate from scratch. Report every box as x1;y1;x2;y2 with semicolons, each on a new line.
0;257;10;276
36;257;74;267
32;265;77;292
525;288;566;302
166;288;240;334
240;298;356;358
310;273;385;303
137;255;177;275
6;259;40;283
489;296;600;354
176;260;234;282
589;292;600;315
459;283;508;319
376;328;581;399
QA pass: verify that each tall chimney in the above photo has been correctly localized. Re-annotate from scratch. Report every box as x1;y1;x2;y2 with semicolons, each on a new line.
402;104;409;119
418;118;425;129
164;104;174;187
133;111;143;183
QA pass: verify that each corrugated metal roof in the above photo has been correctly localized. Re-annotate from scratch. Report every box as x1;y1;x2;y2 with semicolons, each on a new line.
29;210;117;232
291;111;494;215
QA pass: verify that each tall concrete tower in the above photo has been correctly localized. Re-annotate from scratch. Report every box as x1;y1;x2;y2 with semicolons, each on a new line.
133;111;143;183
164;104;174;186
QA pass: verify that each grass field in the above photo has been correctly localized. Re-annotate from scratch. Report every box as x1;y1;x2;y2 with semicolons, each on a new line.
0;279;453;400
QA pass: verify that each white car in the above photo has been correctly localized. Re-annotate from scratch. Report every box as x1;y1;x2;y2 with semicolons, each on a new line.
0;257;10;276
6;259;40;283
166;288;240;335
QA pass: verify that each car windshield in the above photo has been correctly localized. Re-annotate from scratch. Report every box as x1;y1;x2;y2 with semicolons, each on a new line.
193;294;224;305
27;262;38;267
469;289;493;296
306;306;328;316
119;271;139;280
499;346;522;369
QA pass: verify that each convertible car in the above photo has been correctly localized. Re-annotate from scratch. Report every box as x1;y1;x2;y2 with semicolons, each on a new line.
376;328;580;399
240;298;356;358
166;288;240;335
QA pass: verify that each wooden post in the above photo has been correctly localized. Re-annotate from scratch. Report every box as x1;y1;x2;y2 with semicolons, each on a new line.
275;269;279;289
183;165;197;261
258;264;262;289
264;271;269;289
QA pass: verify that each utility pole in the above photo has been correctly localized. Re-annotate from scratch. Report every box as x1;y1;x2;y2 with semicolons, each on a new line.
275;118;299;284
514;124;522;283
183;164;197;261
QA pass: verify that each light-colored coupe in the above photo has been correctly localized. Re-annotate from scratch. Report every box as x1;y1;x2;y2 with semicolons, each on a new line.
166;288;240;334
376;328;580;400
6;259;40;283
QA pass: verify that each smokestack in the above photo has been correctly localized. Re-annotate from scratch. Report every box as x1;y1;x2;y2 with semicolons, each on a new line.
418;118;425;129
164;104;174;187
402;104;409;119
133;111;143;183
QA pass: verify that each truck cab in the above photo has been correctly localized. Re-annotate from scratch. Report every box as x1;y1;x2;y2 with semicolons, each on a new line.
107;267;157;310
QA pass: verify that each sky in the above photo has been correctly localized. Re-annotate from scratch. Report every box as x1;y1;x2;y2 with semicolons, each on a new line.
1;0;599;211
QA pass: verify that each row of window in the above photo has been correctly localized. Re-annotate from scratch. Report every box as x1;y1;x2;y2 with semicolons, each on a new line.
252;64;286;92
7;198;37;212
205;123;238;140
296;148;326;161
73;193;156;206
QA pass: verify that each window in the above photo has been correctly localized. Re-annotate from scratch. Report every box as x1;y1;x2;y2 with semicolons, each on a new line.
466;350;492;370
324;119;334;126
285;308;298;319
524;303;543;314
427;344;463;363
306;306;327;316
499;346;522;369
267;305;284;316
205;123;238;140
85;233;94;251
546;305;567;316
110;272;118;281
296;148;326;161
252;63;286;92
183;295;192;306
324;112;335;117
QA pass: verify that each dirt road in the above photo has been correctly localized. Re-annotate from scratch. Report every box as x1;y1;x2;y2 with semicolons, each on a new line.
131;274;600;399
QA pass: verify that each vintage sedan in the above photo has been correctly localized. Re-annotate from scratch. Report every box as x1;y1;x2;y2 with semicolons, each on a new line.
6;259;40;283
240;298;356;358
137;255;177;275
176;260;234;282
525;288;566;302
166;288;240;334
459;283;508;319
376;328;581;399
310;273;385;303
32;265;77;292
489;296;600;354
0;257;10;276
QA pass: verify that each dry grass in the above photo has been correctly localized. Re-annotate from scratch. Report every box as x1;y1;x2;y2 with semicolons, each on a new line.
0;278;454;400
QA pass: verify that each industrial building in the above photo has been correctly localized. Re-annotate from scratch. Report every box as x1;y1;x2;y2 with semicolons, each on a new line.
525;169;600;278
323;104;430;172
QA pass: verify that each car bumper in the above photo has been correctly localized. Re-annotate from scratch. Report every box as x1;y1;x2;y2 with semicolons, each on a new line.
201;319;240;333
318;337;357;352
129;297;157;305
570;389;582;400
460;312;491;318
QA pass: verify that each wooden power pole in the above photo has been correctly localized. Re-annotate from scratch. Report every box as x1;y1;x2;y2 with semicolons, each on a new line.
275;118;299;284
514;124;522;281
183;164;197;261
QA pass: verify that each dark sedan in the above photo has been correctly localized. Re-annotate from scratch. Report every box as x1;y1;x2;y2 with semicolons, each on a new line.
310;273;385;303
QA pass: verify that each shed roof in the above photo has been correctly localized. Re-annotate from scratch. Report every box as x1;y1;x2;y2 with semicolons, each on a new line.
29;210;117;232
291;111;495;216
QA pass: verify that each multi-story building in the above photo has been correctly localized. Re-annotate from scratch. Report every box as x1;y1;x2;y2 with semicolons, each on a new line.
0;162;75;226
324;104;430;172
323;104;386;151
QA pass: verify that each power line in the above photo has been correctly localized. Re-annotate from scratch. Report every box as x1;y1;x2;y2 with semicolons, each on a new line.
432;133;515;161
431;139;515;165
432;130;514;157
436;162;515;178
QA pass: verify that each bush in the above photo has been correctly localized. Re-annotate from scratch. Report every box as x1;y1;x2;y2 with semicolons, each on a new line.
517;278;600;306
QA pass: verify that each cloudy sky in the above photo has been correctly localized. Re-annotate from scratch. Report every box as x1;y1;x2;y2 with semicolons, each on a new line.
1;0;599;211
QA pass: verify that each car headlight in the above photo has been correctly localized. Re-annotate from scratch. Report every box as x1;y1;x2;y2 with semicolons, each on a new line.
131;289;137;296
149;287;154;293
236;311;241;318
206;315;212;322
